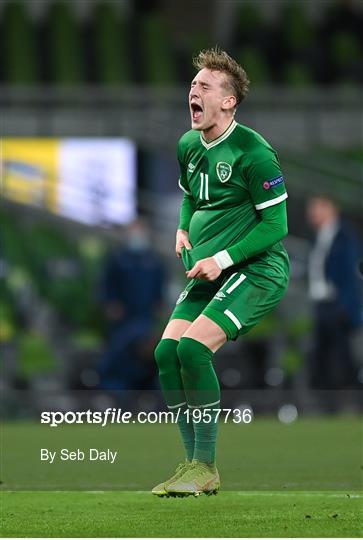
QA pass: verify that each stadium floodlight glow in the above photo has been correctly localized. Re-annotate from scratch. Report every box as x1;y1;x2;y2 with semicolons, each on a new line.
265;367;284;386
278;404;298;424
220;367;242;387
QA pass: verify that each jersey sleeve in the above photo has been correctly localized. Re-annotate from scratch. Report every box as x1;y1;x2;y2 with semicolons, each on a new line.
244;149;288;210
178;192;196;231
213;201;288;268
177;140;192;195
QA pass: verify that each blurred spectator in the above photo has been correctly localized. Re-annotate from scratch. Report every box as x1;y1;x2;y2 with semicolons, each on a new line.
98;219;165;390
306;195;362;389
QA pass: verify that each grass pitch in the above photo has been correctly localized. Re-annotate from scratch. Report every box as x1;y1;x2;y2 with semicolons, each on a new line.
1;417;362;536
1;490;361;537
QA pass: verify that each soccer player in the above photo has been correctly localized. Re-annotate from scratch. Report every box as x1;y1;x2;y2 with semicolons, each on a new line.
152;48;289;497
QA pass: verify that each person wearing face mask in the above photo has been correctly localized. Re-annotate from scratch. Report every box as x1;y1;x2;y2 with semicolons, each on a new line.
98;219;165;391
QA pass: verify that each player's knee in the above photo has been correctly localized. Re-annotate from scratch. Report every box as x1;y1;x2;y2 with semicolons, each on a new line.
177;337;210;373
154;338;179;375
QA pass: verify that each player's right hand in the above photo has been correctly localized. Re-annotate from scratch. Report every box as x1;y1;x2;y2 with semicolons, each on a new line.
176;229;192;258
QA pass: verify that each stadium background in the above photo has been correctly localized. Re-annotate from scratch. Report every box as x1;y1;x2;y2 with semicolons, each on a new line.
0;1;362;534
2;0;362;410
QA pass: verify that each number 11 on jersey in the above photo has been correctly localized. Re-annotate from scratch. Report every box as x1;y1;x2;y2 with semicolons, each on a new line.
199;172;209;200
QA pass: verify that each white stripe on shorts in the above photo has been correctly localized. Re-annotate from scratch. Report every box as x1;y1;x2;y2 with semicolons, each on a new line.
224;309;242;330
221;272;237;291
226;273;246;294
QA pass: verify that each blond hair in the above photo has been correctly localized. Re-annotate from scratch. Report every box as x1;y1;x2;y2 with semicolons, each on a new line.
193;47;250;106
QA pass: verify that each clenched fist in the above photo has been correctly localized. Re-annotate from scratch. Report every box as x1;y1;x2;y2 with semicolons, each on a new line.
176;229;192;258
186;257;222;281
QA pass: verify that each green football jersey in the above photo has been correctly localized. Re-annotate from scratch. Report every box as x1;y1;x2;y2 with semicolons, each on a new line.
177;120;288;270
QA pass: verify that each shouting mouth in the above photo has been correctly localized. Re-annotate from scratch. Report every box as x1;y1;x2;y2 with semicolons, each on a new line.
190;102;203;122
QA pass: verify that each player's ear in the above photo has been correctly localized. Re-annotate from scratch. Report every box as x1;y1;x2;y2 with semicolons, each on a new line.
222;95;236;111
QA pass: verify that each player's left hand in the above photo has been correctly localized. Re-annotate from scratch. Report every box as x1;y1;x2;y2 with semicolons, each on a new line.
186;257;222;281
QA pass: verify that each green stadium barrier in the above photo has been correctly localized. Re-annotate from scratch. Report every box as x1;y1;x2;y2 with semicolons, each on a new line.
332;32;361;66
186;31;213;81
47;1;84;85
24;224;93;326
0;297;17;342
236;2;264;44
332;31;361;84
281;316;312;379
279;2;314;52
141;14;177;85
243;313;278;341
285;62;313;87
25;223;75;286
18;332;56;378
92;1;130;85
0;208;105;331
2;0;38;84
70;330;102;351
0;210;29;265
238;47;269;85
188;31;212;58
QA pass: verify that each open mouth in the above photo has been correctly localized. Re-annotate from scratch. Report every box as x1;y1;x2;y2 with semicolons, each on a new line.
190;102;203;122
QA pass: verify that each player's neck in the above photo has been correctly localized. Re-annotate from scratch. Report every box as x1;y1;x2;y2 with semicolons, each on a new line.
202;116;235;143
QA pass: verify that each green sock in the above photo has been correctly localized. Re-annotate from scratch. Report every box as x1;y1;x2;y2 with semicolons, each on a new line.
191;408;219;465
172;403;194;462
177;337;220;464
154;338;194;461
